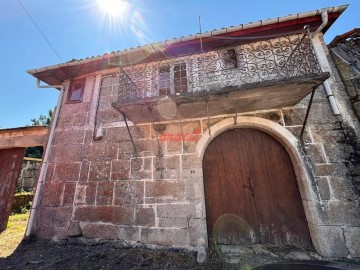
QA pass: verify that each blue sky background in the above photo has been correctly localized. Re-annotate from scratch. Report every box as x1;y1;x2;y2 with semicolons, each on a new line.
0;0;359;128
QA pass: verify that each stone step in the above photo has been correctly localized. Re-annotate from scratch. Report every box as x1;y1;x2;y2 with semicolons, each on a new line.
219;244;253;254
217;244;323;265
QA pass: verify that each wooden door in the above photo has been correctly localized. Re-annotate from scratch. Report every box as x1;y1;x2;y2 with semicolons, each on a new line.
203;128;312;247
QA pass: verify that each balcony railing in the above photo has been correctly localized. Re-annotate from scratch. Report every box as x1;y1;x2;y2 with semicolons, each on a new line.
116;33;321;104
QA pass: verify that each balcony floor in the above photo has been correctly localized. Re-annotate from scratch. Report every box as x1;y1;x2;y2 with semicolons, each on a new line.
112;73;329;124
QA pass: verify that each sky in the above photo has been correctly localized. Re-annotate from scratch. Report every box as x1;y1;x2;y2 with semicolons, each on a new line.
0;0;359;129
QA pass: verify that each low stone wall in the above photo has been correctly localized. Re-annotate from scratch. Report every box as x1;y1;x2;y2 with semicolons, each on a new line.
11;192;33;213
17;158;41;192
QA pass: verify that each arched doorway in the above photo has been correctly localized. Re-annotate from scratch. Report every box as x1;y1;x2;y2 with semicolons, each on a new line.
203;128;312;247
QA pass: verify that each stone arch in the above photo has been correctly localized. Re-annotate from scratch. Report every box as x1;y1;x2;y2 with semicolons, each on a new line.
196;116;320;248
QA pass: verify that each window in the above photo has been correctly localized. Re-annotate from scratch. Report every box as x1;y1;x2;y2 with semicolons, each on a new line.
174;63;187;93
223;49;238;69
157;62;188;95
67;78;85;103
158;65;171;95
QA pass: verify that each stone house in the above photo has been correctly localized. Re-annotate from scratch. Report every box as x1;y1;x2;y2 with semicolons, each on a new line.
26;5;360;260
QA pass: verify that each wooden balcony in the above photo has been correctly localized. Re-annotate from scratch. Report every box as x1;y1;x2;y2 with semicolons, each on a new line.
112;34;329;123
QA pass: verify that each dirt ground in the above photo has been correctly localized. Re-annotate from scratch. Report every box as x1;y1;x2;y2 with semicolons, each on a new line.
0;239;226;270
1;239;360;270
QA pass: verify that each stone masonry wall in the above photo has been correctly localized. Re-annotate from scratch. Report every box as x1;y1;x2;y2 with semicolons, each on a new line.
328;53;360;198
283;89;360;257
307;34;360;257
329;51;360;200
331;52;360;119
35;39;360;257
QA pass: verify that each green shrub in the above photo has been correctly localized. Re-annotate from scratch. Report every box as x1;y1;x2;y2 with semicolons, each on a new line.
11;192;33;214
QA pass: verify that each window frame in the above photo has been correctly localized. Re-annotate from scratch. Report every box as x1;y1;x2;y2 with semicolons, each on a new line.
158;65;171;95
222;48;238;69
173;62;188;94
66;78;86;104
157;61;188;96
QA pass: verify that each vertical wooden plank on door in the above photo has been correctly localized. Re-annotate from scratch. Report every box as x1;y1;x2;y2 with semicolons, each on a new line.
203;138;224;234
279;145;312;248
235;129;261;242
219;130;246;220
260;131;302;246
243;129;277;244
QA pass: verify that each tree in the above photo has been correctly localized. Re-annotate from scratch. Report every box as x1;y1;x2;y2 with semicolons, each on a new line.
30;110;53;126
25;110;53;159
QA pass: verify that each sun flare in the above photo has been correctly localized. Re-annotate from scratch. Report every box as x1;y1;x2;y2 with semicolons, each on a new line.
96;0;129;19
92;0;153;60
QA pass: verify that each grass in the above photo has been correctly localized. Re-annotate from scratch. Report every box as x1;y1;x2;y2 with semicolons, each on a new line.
0;213;29;258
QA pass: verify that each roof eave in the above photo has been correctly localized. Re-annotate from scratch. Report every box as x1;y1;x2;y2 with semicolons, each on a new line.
27;5;348;87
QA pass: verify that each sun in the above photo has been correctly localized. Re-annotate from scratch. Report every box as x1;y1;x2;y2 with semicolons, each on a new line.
96;0;129;19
